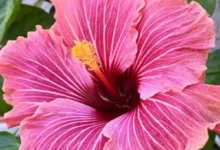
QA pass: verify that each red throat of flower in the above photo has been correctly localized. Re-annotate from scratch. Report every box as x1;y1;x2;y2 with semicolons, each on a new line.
72;41;121;102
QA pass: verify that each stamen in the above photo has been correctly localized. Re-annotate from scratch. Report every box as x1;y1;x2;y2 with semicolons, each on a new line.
72;40;98;70
94;66;120;99
72;40;120;100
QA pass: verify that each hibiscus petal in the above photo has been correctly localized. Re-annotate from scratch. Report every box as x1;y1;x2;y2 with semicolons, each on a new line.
103;84;220;150
0;27;109;127
19;99;109;150
145;0;187;12
51;0;144;83
133;2;215;99
0;102;40;127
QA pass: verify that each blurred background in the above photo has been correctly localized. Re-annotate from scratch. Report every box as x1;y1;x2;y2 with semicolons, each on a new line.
0;0;220;149
212;0;220;51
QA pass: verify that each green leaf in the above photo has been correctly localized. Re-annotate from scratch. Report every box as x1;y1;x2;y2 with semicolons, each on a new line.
202;131;216;150
211;144;220;150
34;0;44;7
0;76;12;116
50;6;55;16
1;4;55;45
0;0;21;42
206;49;220;84
0;132;20;150
187;0;216;16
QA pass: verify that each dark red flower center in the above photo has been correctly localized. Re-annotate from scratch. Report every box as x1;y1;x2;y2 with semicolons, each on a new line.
72;40;140;115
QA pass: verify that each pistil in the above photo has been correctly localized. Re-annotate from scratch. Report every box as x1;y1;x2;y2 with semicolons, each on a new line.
92;66;121;100
72;40;122;104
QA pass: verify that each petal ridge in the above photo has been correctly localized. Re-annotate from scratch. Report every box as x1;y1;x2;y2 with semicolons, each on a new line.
51;0;145;84
0;26;109;127
19;99;109;150
133;2;215;99
103;84;220;150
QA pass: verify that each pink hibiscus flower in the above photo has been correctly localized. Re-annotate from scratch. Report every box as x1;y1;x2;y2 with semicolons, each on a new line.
1;0;220;149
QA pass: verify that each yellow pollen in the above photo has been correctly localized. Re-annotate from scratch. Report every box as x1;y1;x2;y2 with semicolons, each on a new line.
72;40;98;70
